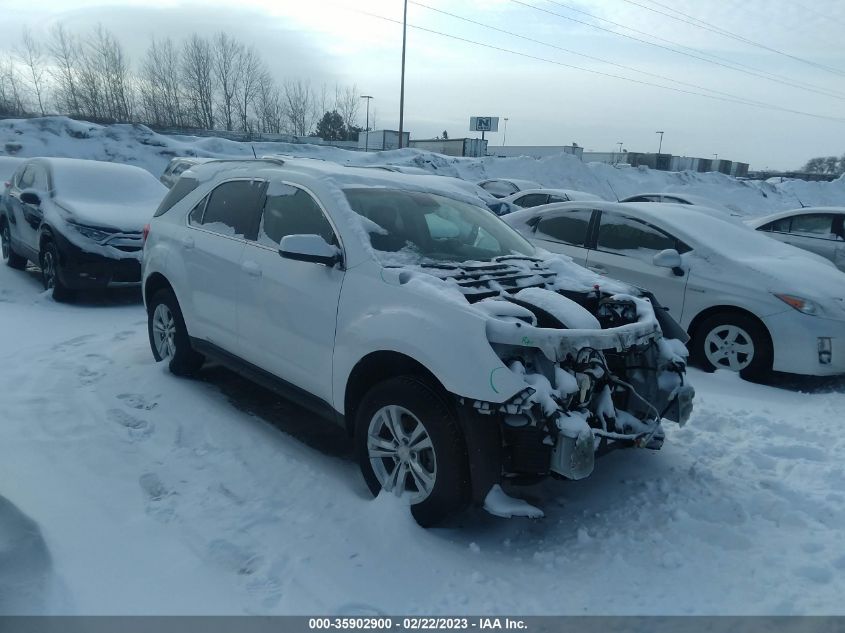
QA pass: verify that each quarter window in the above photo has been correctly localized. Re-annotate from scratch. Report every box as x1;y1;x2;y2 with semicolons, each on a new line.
597;212;678;261
760;218;791;233
257;183;336;248
547;194;570;203
16;166;34;189
198;179;265;238
535;210;593;247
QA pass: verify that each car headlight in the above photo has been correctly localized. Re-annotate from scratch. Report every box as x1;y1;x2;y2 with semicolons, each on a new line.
69;223;111;243
774;293;819;315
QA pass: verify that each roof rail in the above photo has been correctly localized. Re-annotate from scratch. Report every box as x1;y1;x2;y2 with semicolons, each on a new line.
201;157;286;167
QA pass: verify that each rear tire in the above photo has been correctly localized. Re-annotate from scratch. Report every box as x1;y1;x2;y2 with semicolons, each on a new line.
39;240;75;302
147;288;204;376
1;221;27;270
355;376;470;527
692;312;772;380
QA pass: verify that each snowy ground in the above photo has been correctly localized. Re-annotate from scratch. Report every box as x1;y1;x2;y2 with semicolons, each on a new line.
2;261;845;615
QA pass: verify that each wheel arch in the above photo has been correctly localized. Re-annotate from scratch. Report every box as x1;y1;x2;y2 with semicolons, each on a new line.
343;350;450;437
144;272;175;312
687;304;773;350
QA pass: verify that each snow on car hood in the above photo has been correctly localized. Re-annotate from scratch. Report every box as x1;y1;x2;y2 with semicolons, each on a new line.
54;197;160;231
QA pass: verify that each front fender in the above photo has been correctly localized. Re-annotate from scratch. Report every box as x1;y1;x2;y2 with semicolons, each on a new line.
332;264;527;414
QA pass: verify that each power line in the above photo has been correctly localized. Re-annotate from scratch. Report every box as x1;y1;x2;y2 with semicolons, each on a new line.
625;0;845;77
408;1;843;110
348;6;845;123
516;0;845;101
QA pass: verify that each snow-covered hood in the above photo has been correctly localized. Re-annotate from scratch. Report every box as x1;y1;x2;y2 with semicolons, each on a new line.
53;196;158;232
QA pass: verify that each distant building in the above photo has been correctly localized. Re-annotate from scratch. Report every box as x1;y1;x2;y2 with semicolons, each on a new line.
488;145;583;160
408;138;488;157
583;151;748;177
358;130;410;151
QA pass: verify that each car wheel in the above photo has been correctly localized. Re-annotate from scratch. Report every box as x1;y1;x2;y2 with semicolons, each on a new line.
693;312;772;380
147;288;204;376
355;376;470;527
39;241;74;302
1;221;27;270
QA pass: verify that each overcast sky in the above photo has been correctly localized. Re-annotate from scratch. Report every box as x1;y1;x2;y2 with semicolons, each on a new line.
2;0;845;169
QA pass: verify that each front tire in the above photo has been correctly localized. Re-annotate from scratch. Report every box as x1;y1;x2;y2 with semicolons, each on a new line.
147;288;204;376
693;312;772;380
1;221;27;270
355;376;470;527
39;240;74;302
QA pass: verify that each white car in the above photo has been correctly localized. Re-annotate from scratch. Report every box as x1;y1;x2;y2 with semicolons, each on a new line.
477;178;542;199
0;156;23;186
748;207;845;272
502;188;604;209
142;158;693;525
504;201;845;378
160;157;213;188
621;192;742;219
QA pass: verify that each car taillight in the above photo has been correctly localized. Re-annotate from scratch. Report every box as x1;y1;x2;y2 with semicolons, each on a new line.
142;223;150;244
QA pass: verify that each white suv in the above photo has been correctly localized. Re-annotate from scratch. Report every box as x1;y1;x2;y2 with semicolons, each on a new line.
142;158;694;525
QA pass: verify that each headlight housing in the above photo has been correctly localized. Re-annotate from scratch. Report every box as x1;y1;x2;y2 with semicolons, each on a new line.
774;293;819;316
69;222;112;243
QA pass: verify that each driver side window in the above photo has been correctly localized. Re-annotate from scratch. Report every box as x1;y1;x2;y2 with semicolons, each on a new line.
596;212;681;262
258;183;336;248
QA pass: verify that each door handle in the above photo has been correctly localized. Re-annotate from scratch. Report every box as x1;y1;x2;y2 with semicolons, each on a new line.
241;260;262;278
181;236;194;249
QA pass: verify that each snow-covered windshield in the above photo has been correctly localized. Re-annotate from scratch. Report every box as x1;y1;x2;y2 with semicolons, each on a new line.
344;188;535;263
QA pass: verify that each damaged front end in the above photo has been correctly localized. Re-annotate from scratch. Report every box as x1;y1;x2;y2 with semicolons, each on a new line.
435;256;694;486
482;290;693;481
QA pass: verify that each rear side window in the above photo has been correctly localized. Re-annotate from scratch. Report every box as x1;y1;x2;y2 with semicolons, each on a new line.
535;210;593;247
154;177;200;217
789;214;836;237
257;183;336;247
515;193;549;208
199;179;266;238
759;217;791;233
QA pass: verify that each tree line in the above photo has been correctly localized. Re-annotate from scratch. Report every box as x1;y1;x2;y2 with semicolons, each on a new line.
0;24;366;140
801;155;845;176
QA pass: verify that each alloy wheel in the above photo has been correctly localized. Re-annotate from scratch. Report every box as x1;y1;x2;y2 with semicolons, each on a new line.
152;303;177;360
367;404;437;504
704;324;755;371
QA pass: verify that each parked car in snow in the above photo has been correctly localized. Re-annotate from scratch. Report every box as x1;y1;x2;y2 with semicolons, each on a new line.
142;158;693;525
0;156;23;185
504;201;845;379
160;157;212;188
502;188;604;209
1;157;167;300
620;192;742;219
477;178;542;199
747;207;845;272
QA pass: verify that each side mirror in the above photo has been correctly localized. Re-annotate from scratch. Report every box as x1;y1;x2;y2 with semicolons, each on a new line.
279;234;341;267
20;190;41;206
653;248;684;276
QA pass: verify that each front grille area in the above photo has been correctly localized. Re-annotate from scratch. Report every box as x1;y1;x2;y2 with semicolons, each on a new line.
418;256;557;302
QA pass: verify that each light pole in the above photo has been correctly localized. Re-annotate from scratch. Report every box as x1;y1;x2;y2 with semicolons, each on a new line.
398;0;408;149
615;141;623;164
503;117;509;146
361;95;373;152
656;130;664;154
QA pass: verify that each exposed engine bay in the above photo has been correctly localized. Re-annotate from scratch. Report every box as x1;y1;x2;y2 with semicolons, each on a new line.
417;255;695;483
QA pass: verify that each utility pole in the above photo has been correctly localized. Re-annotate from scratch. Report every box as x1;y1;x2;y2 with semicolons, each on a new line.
656;130;664;154
398;0;408;149
361;95;373;152
503;117;509;146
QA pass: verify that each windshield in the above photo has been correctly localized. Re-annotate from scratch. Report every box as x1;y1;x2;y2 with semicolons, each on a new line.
344;188;535;263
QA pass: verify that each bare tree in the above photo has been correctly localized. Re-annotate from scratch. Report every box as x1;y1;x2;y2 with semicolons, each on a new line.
47;24;82;116
181;34;216;129
335;84;360;134
283;79;317;136
140;37;185;127
0;54;28;116
235;45;262;132
17;28;48;115
255;73;284;134
212;32;241;131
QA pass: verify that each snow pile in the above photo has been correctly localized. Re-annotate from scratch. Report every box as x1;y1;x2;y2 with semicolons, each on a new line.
2;116;844;217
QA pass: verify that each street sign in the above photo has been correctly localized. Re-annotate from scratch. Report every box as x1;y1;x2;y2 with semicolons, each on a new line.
470;116;499;132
